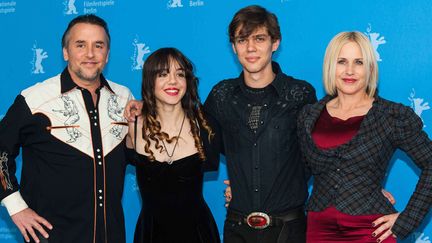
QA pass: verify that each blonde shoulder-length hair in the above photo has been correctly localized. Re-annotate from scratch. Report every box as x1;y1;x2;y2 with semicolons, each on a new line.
322;31;378;98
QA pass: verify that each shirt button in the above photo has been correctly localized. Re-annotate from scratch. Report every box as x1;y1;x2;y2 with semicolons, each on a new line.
254;188;259;192
99;203;103;207
98;161;102;165
98;189;102;193
336;168;340;172
334;185;339;189
99;196;103;200
263;104;267;107
253;143;257;146
97;155;101;159
90;111;93;114
94;116;97;119
254;166;259;169
94;122;98;126
260;121;264;125
95;110;98;113
97;148;101;152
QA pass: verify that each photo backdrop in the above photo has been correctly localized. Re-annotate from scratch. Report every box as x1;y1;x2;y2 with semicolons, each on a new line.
0;1;431;242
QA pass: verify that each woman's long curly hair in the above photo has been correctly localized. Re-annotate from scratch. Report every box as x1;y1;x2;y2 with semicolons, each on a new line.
141;47;213;161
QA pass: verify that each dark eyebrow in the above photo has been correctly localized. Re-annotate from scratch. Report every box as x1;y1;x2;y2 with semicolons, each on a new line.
157;68;169;73
73;40;106;45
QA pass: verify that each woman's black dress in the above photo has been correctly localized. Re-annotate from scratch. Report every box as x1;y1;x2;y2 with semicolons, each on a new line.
126;149;221;243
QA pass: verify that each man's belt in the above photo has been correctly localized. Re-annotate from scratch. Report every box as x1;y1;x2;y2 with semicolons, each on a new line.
226;207;304;229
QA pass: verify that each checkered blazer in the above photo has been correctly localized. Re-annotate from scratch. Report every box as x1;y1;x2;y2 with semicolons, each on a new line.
297;95;432;239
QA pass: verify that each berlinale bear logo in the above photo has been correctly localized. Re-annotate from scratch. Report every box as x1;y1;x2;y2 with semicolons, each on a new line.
365;24;386;62
167;0;183;8
131;37;151;70
64;0;78;15
409;89;430;128
31;42;48;74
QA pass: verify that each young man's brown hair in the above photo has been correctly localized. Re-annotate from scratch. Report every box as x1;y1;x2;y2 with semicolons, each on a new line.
228;5;281;43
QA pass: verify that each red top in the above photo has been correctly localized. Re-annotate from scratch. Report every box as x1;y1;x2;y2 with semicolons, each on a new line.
312;107;365;149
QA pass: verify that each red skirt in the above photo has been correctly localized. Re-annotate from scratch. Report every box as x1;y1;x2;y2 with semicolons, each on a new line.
307;206;397;243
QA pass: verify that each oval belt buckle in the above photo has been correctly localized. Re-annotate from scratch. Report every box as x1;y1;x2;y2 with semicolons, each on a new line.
246;212;270;229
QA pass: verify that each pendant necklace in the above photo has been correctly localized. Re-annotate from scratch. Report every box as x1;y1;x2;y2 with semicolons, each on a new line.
161;114;186;164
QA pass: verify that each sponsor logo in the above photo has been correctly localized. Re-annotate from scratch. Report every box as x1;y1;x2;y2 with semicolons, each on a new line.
365;24;386;62
0;1;16;14
63;0;78;15
409;89;430;127
167;0;204;9
31;42;48;74
83;0;115;14
61;0;115;14
413;232;431;243
131;37;151;71
189;0;204;7
167;0;183;8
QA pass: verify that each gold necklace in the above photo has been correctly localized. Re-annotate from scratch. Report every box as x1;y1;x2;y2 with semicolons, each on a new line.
161;114;186;164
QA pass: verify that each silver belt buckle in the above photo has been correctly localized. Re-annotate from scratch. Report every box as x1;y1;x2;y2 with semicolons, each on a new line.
246;212;270;229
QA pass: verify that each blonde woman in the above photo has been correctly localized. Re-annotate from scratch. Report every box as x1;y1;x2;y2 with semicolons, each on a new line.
297;31;432;242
